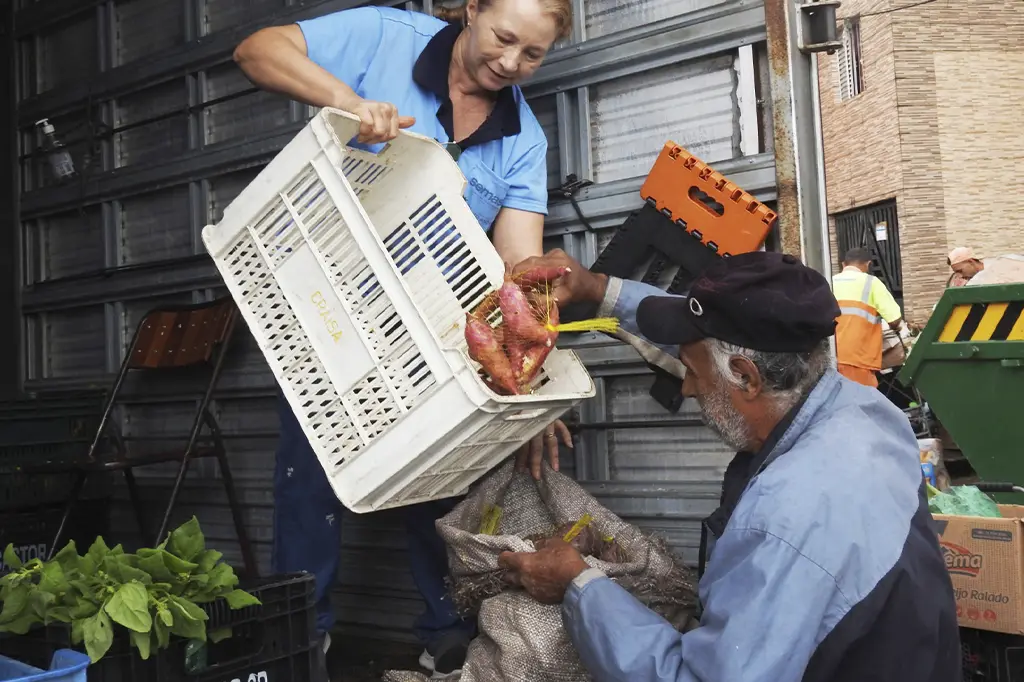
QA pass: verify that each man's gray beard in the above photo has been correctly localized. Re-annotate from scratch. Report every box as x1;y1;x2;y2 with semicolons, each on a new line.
697;385;754;452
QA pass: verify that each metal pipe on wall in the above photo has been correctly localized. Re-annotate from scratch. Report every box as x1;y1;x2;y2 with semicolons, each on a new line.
763;0;833;277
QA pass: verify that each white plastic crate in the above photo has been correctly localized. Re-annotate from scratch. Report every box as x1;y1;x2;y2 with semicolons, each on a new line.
202;108;595;513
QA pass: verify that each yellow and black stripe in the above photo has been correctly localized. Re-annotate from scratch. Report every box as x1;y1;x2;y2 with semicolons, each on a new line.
938;300;1024;342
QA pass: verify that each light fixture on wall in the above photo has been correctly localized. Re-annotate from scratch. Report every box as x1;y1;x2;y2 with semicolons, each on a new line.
35;118;77;182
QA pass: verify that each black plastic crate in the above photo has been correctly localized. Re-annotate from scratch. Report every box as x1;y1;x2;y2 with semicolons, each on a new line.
962;627;1024;681
0;499;110;575
0;392;108;511
0;572;317;682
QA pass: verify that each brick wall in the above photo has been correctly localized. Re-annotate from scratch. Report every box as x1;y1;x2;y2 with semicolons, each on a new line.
818;0;902;213
892;0;1024;321
819;0;1024;323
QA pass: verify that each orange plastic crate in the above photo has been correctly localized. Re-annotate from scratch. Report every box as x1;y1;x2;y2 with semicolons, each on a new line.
639;143;776;256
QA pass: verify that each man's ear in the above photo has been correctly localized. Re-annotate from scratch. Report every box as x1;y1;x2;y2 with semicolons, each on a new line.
730;356;763;400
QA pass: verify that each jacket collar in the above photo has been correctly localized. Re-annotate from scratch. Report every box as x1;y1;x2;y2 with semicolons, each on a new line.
698;369;841;577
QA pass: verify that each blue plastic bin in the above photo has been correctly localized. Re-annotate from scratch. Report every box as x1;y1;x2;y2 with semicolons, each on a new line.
0;650;89;682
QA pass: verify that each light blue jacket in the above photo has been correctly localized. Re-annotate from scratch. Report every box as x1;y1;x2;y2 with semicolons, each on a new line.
561;278;958;682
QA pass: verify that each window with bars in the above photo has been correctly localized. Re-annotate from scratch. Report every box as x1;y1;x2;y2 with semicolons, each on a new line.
837;18;864;101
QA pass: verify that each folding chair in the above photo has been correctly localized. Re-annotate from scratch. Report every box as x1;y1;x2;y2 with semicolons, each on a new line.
42;296;256;577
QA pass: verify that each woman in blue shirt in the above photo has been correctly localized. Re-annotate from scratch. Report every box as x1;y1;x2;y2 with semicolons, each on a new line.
235;0;573;675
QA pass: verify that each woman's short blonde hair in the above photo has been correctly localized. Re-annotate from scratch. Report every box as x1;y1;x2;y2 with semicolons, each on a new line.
434;0;573;41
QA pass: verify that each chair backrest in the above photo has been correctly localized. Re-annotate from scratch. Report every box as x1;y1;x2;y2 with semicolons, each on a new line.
126;297;238;371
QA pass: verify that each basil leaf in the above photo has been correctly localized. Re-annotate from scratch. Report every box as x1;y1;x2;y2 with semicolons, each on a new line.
104;582;152;634
70;596;99;620
223;589;261;609
161;550;199;575
0;584;29;624
154;618;170;648
130;629;152;660
2;544;22;571
45;605;72;624
206;563;238;592
39;562;69;595
138;552;174;583
167;594;208;641
85;537;110;567
53;541;80;573
0;610;40;635
168;517;205;562
195;550;223;573
83;610;114;663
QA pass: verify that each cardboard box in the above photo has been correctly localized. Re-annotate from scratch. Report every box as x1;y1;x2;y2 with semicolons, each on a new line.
934;505;1024;634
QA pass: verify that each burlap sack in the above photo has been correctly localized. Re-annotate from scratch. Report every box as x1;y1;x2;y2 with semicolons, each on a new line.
384;461;698;682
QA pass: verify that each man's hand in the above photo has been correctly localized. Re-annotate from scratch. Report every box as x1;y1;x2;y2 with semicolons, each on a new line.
515;419;573;480
511;249;609;308
498;538;590;604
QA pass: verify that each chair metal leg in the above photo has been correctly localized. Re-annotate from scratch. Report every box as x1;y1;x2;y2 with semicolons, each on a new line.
48;472;87;561
155;453;193;544
217;449;257;579
123;469;150;546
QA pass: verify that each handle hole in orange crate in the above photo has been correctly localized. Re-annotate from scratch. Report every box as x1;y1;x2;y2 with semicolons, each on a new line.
688;187;725;218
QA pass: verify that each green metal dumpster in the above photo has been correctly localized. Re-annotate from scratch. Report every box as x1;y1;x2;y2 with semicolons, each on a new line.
898;283;1024;500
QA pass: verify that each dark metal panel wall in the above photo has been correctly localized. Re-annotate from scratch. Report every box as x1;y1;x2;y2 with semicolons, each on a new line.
0;0;796;644
0;2;19;399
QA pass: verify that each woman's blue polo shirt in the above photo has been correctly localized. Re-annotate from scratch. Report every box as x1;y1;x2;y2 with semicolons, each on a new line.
297;6;550;231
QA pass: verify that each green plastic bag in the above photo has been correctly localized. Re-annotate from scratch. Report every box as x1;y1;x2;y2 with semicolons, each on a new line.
928;485;1002;518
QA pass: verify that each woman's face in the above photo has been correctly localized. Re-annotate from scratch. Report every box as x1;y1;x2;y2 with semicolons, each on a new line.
463;0;561;91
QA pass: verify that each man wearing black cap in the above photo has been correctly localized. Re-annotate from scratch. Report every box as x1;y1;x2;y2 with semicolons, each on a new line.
499;249;959;682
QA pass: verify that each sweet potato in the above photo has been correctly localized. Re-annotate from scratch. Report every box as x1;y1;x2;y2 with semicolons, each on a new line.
506;338;527;378
498;275;551;346
472;291;501;321
465;313;519;395
517;342;554;389
524;523;627;564
516;301;558;389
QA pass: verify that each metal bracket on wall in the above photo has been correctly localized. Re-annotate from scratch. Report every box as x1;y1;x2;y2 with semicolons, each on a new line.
548;174;595;232
796;0;843;54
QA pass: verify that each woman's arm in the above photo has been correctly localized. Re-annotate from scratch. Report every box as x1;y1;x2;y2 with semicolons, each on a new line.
234;11;414;143
492;207;545;265
233;25;360;111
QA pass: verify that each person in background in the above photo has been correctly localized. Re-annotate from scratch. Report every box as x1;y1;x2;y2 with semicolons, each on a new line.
830;247;907;388
501;249;960;682
233;0;572;675
947;246;985;287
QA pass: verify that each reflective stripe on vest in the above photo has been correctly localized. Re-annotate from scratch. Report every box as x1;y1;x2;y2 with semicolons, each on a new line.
833;272;883;370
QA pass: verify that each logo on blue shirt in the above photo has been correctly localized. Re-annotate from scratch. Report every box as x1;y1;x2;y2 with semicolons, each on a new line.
469;177;503;207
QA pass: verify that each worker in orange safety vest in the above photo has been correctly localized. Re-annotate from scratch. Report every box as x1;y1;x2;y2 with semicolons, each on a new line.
830;248;908;388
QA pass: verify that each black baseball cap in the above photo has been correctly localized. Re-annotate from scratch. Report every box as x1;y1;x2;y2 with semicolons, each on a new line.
636;251;840;353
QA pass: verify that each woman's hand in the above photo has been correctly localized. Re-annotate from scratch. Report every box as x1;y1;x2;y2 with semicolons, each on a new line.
515;419;573;480
349;100;416;144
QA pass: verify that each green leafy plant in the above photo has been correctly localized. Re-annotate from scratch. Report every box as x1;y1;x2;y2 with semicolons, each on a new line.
0;516;260;663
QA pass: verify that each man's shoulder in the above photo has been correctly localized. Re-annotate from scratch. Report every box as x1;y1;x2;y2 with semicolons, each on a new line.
729;387;924;599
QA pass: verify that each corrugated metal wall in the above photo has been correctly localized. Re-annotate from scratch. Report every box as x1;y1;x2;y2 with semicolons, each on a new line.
3;0;778;643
